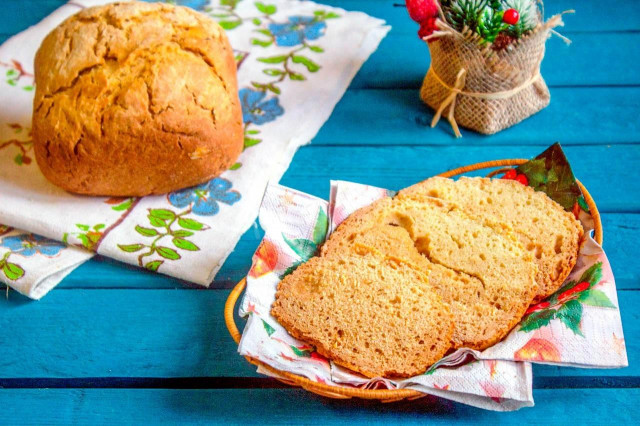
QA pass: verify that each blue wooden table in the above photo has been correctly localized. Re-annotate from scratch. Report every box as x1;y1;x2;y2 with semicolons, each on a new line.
1;1;639;424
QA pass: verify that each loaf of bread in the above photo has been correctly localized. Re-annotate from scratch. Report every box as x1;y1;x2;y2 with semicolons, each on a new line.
398;177;583;301
271;253;454;378
32;1;243;196
322;196;538;350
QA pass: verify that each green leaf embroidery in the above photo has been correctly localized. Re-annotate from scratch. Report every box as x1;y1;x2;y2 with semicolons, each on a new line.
172;230;194;238
324;12;340;19
76;224;90;231
266;84;281;94
6;69;16;77
145;260;163;272
263;68;283;76
282;235;317;260
519;309;556;332
219;20;242;30
312;209;328;245
244;137;262;148
291;55;320;72
118;243;145;253
135;225;159;237
258;55;288;64
255;29;272;36
308;45;324;53
251;38;272;47
230;162;242;170
579;262;603;287
172;238;199;251
261;319;276;336
289;72;306;81
149;216;167;228
247;130;260;135
252;18;261;25
579;289;616;309
2;262;24;281
7;79;16;86
556;300;584;336
149;209;176;221
157;246;181;260
23;86;34;92
112;199;133;211
94;224;106;231
255;2;277;15
178;217;207;231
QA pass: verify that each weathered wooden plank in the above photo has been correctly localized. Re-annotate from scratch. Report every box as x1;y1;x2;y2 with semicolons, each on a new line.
0;388;638;424
351;32;640;89
312;87;640;145
0;289;635;379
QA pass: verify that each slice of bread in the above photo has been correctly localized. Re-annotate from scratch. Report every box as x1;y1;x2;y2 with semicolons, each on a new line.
399;177;583;301
271;253;454;378
321;196;538;350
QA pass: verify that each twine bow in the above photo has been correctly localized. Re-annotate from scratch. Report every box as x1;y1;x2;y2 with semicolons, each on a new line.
428;67;542;138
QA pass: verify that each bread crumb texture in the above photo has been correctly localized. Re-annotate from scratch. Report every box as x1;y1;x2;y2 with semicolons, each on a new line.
271;179;574;378
32;1;243;196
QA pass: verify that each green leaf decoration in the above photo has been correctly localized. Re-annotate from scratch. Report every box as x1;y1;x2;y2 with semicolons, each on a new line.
76;224;90;231
261;319;276;336
282;235;317;260
149;216;167;228
7;79;16;86
516;143;582;211
23;86;34;92
324;12;340;19
157;246;181;260
244;137;262;148
112;199;133;211
219;20;242;30
280;260;302;279
2;262;24;281
230;162;242;170
519;309;556;333
252;18;261;25
579;262;603;287
255;2;277;15
266;84;281;94
62;233;69;244
579;289;616;309
291;55;320;72
247;130;260;135
290;345;312;357
149;209;176;221
78;234;90;249
6;69;16;77
556;300;584;336
178;217;207;231
312;209;328;245
289;72;306;81
255;29;272;36
172;238;199;251
94;224;106;231
145;260;163;272
118;243;145;253
308;45;324;53
135;225;158;237
172;230;194;238
251;38;272;47
258;55;288;64
263;68;283;76
13;153;23;165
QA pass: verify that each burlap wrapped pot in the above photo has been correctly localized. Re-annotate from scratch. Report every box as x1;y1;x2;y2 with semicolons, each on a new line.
421;14;568;137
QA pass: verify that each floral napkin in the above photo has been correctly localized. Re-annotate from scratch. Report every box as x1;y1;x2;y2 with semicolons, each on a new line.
237;144;627;411
0;0;389;299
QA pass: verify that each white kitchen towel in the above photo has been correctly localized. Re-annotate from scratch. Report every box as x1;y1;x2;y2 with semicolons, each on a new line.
0;0;389;298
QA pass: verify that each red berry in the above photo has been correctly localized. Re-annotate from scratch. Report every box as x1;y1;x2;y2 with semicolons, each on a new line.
418;17;438;39
525;301;550;315
406;0;439;23
515;174;529;186
503;8;520;25
502;169;517;180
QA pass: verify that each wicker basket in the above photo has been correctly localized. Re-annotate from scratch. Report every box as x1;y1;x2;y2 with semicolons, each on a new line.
224;159;602;402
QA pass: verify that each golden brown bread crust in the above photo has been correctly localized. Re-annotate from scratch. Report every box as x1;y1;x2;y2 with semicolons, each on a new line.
32;1;243;196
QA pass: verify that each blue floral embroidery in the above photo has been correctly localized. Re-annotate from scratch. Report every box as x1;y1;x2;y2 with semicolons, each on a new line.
268;16;327;47
168;177;241;216
0;234;65;257
239;88;284;125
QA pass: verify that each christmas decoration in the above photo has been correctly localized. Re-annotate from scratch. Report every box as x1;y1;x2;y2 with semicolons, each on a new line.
407;0;573;137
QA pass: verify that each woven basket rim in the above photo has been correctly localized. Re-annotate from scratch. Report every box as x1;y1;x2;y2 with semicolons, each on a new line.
224;158;602;401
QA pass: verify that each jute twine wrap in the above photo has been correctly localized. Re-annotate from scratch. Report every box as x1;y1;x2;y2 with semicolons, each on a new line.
421;13;569;137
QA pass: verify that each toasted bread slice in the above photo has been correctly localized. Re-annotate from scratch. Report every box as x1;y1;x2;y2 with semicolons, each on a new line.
271;253;454;378
399;177;583;301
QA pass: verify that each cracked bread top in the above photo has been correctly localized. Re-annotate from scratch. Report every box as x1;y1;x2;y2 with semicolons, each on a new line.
32;1;243;196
